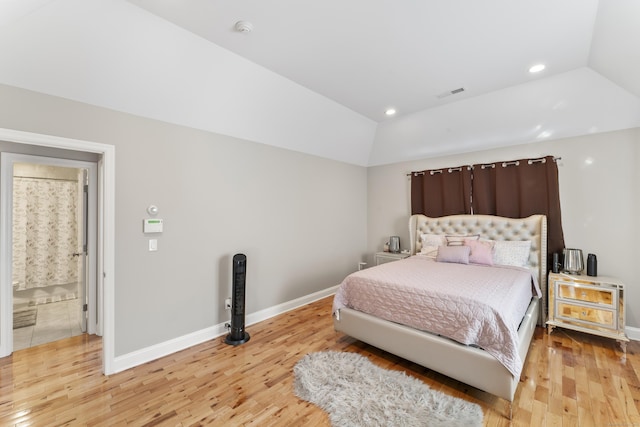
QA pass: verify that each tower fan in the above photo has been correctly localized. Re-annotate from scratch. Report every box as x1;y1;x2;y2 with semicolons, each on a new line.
225;253;250;345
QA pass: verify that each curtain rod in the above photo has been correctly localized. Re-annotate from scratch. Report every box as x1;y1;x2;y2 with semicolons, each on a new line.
406;156;562;176
14;175;79;183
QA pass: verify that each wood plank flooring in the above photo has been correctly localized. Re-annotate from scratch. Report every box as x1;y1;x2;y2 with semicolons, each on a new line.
1;295;638;426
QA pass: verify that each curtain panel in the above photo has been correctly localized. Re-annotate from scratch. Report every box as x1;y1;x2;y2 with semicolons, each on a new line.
411;155;565;261
471;156;564;256
410;166;472;216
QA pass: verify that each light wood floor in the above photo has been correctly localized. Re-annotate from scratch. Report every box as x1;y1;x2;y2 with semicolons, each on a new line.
1;296;638;426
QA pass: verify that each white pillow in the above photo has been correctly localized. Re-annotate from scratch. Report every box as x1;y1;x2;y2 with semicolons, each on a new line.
420;233;445;257
492;240;532;267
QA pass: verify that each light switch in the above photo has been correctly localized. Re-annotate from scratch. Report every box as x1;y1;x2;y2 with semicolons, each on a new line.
149;239;158;251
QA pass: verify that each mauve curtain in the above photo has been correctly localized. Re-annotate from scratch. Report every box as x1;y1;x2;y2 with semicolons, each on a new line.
410;166;472;216
472;155;565;256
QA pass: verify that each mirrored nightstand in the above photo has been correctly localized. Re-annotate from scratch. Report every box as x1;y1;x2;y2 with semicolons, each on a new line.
547;272;628;352
374;252;410;266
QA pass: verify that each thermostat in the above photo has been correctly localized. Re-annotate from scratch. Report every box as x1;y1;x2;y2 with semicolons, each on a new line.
143;218;163;233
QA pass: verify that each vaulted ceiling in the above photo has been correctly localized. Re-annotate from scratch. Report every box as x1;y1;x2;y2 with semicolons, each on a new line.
0;0;638;166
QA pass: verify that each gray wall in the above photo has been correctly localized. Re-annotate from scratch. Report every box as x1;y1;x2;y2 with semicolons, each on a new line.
2;80;637;357
367;128;640;329
0;84;368;356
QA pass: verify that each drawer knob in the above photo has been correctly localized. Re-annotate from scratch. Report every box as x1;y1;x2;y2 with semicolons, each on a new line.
581;292;587;297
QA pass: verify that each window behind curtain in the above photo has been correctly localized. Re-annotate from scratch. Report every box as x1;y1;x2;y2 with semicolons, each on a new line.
410;166;472;216
411;155;565;261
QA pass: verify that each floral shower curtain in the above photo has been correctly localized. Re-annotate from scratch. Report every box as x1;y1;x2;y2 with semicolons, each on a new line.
12;177;79;290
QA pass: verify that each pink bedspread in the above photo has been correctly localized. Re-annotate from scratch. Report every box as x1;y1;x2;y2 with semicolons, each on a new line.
333;256;541;377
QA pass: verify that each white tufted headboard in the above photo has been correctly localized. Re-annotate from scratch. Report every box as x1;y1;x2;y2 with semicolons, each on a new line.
409;214;548;325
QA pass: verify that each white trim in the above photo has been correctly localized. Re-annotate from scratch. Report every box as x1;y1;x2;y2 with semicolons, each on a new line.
113;324;225;374
0;128;115;375
112;286;338;374
246;285;338;327
0;156;12;356
96;156;105;337
626;326;640;341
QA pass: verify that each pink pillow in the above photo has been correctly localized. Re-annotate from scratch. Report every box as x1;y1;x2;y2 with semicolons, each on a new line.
436;245;470;264
464;239;494;266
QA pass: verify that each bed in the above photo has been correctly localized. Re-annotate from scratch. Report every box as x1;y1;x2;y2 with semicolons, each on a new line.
333;213;547;411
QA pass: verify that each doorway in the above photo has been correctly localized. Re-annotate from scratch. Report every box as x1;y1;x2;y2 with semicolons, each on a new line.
11;161;96;350
4;155;98;351
0;127;116;375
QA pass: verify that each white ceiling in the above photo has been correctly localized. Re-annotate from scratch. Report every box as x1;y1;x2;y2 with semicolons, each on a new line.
0;0;639;166
129;0;603;122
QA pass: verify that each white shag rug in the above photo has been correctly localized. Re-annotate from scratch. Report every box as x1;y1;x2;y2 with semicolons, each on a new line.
294;351;483;427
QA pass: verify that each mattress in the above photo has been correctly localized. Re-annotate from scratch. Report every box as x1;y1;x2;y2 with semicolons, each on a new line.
333;255;541;377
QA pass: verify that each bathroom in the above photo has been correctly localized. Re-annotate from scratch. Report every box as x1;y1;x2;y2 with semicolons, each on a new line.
12;162;85;350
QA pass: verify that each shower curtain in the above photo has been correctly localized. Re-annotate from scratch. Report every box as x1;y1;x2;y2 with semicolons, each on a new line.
12;177;79;291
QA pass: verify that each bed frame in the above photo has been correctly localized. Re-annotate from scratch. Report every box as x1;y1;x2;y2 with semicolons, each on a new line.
333;214;547;407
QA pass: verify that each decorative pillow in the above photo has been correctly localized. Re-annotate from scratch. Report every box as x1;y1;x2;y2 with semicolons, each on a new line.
464;239;494;266
436;245;471;264
420;233;446;257
492;240;532;267
420;246;439;258
446;234;479;246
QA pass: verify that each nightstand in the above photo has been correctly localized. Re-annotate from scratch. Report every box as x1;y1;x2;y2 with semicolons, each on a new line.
375;252;410;265
547;272;629;352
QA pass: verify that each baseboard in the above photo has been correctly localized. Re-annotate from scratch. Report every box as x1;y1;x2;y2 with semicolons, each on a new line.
112;323;226;374
112;285;338;374
245;285;338;327
626;325;640;341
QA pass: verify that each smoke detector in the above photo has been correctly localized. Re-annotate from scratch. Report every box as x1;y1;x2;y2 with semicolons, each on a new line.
235;21;253;33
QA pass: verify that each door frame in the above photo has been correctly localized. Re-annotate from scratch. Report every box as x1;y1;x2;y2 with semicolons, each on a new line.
4;154;98;334
0;128;115;374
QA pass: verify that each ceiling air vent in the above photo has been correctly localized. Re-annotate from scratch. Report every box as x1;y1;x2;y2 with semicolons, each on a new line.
436;87;465;99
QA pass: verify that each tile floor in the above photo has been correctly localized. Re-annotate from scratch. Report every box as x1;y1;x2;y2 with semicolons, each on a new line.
13;299;83;351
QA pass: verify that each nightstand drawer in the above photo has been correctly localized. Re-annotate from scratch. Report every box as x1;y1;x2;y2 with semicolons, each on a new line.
375;252;410;265
556;302;615;329
557;282;614;307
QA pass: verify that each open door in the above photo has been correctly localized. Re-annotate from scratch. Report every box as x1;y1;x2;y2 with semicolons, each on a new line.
78;168;89;333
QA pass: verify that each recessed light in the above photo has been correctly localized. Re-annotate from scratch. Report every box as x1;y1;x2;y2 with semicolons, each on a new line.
537;130;552;139
385;108;396;116
529;64;545;73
